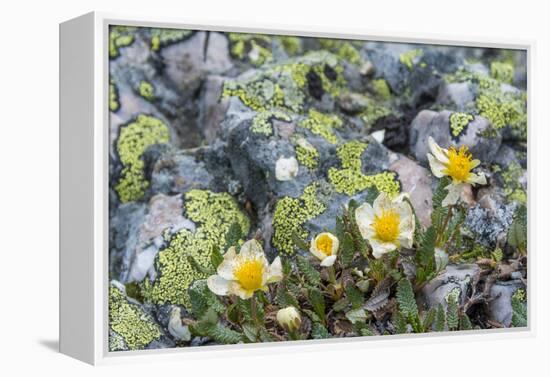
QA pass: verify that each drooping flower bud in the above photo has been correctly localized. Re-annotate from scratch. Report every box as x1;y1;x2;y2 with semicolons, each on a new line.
276;306;302;333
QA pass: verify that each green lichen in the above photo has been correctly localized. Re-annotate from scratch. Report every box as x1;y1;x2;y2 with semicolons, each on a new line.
222;51;345;113
293;137;319;169
299;109;342;144
494;162;527;204
139;81;155;101
151;28;193;51
278;36;302;55
318;39;362;66
272;183;326;254
109;81;119;112
361;101;392;126
228;33;273;66
109;26;136;58
109;283;161;351
399;49;423;70
251;110;291;136
372;78;392;100
327;140;401;196
114;115;170;203
491;61;514;84
140;190;250;307
449;112;474;138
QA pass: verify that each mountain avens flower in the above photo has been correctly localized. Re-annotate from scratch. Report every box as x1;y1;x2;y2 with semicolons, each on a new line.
276;306;302;332
310;232;339;267
355;192;414;259
207;240;283;299
427;137;486;206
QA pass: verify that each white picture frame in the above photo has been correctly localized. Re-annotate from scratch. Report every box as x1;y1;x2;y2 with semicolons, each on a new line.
59;11;535;365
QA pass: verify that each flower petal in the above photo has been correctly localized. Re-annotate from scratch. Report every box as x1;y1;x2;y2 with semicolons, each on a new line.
467;172;487;185
428;136;449;164
207;275;230;296
266;256;283;283
217;247;238;280
355;203;375;239
310;238;327;261
369;239;397;259
228;282;255;300
373;192;393;214
240;239;263;259
327;233;340;256
320;255;337;267
470;159;481;169
442;183;463;207
427;153;447;178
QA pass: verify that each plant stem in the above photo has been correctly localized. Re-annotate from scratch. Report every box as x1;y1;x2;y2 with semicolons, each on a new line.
250;294;261;340
437;205;454;246
327;266;336;284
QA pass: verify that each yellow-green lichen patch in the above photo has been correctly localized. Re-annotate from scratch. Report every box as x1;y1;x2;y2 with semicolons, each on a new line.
318;39;363;66
491;61;514;84
139;81;155;101
150;28;193;51
293;137;319;169
140;190;250;307
222;51;346;114
299;109;342;144
109;284;162;351
449;112;474;138
493;162;527;204
372;78;392;101
399;49;423;70
228;33;273;66
328;140;401;196
360;101;392;127
278;36;302;56
109;81;119;112
115;115;170;203
272;184;326;254
251;110;291;136
109;26;136;59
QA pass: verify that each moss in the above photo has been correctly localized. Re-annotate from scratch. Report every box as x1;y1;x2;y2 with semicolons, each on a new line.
109;81;119;112
109;283;161;351
114;115;170;203
139;81;155;101
299;109;342;144
327;140;401;196
251;110;291;136
494;162;527;204
449;112;474;138
150;28;193;51
372;79;391;100
491;61;514;84
109;26;136;59
272;183;326;254
399;49;423;70
223;51;345;114
294;137;319;169
141;190;250;307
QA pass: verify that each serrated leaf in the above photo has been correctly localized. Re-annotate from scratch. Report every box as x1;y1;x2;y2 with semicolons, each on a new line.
308;288;326;322
422;308;436;332
225;222;242;250
446;295;459;330
211;245;224;270
297;255;321;286
459;313;473;330
194;322;242;344
396;279;418;320
188;280;224;319
346;308;367;324
508;205;527;252
275;282;299;308
435;303;446;331
292;232;310;252
511;294;527;327
340;232;355;268
333;297;350;312
360;327;374;336
311;322;330;339
364;288;389;312
393;311;408;334
345;283;364;309
241;323;258;343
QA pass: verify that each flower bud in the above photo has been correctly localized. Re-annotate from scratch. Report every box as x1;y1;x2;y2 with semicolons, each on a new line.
276;306;301;332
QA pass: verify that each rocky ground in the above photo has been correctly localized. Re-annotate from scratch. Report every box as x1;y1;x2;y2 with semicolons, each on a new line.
108;26;528;351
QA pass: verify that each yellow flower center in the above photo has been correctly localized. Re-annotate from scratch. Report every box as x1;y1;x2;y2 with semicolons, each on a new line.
445;146;473;183
372;209;400;243
233;258;264;292
316;234;334;256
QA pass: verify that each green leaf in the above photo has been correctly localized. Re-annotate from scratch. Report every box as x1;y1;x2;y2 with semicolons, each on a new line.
365;187;380;205
422;308;436;332
187;255;214;275
417;226;436;272
508;205;527;253
297;255;321;286
345;283;364;309
511;291;528;327
225;222;242;250
188;280;224;319
340;232;355;268
396;279;418;320
446;295;459;331
292;232;310;252
193;322;242;344
360;327;374;336
311;322;331;339
241;323;258;343
333;297;350;312
393;311;408;334
435;304;446;331
431;177;450;229
275;282;299;308
308;288;326;322
459;313;473;330
345;308;367;324
211;245;224;270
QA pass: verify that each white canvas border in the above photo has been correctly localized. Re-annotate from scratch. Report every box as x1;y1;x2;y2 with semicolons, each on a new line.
61;11;536;365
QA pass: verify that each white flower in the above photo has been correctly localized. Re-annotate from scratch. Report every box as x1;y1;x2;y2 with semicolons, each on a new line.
309;232;339;267
275;156;299;181
276;306;302;332
427;137;486;206
355;192;415;259
207;240;283;299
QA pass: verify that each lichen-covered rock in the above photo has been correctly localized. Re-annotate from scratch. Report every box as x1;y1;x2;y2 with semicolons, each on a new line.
409;110;501;165
465;202;516;247
418;264;481;311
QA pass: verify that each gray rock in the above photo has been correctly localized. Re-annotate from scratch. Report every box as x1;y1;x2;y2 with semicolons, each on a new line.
436;82;475;110
488;280;525;326
465;203;516;247
198;75;230;143
409;110;501;164
418;264;481;311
